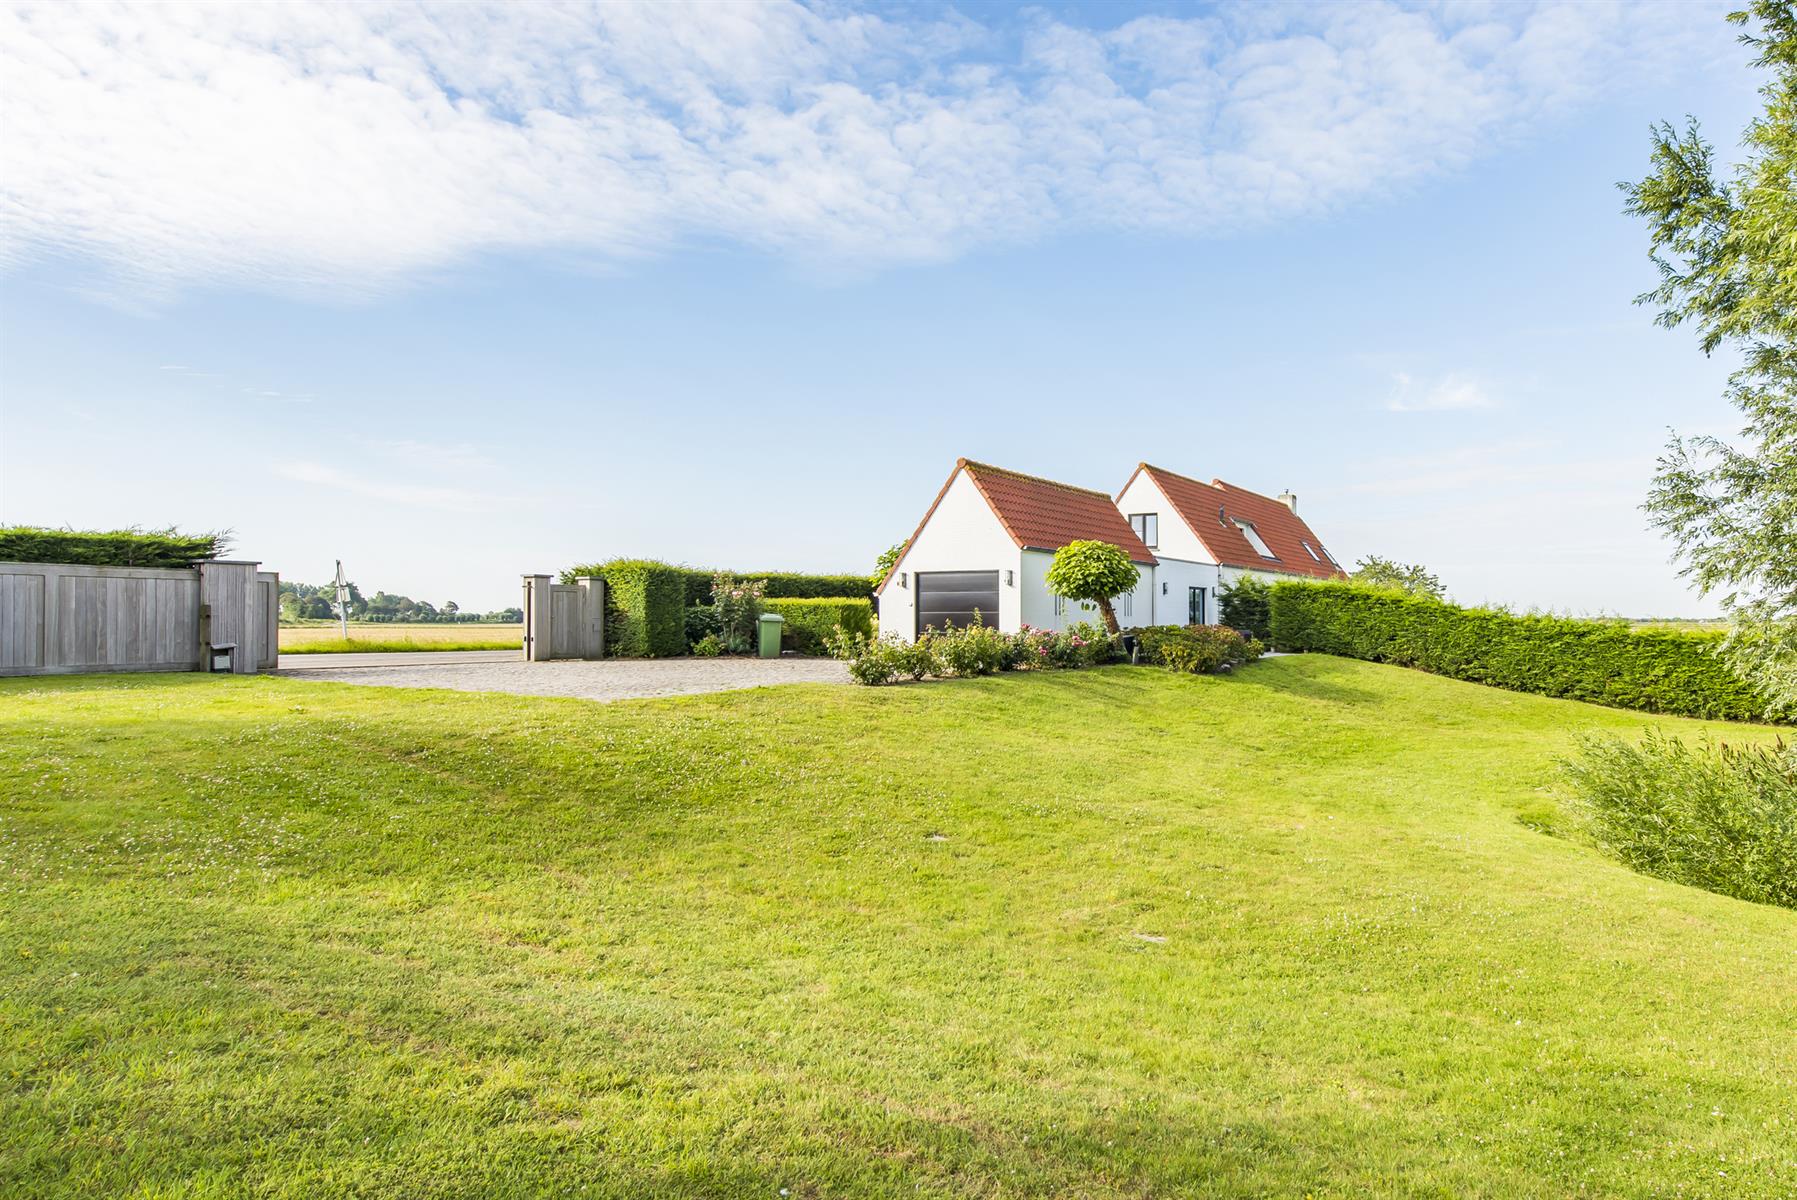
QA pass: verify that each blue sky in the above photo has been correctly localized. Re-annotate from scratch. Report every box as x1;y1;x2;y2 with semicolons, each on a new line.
0;1;1762;613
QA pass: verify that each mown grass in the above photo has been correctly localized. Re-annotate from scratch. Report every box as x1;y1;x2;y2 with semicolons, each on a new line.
1;658;1792;1198
279;622;521;653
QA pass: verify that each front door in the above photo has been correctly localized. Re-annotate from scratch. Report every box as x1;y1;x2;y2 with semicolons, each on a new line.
1188;586;1208;625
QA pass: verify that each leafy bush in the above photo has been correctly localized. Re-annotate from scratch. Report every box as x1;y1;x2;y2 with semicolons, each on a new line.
592;559;687;658
710;572;766;653
827;619;1123;685
685;604;722;648
1564;733;1796;909
0;525;227;568
1067;620;1122;666
932;620;1011;678
1132;625;1263;674
1219;574;1273;641
1269;581;1774;722
763;598;873;655
691;634;723;658
824;628;904;685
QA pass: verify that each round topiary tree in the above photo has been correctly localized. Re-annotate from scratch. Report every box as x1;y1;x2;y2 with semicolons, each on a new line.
1045;540;1139;634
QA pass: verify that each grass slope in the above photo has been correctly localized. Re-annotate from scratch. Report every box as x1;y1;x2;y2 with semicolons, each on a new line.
279;622;522;654
1;659;1791;1199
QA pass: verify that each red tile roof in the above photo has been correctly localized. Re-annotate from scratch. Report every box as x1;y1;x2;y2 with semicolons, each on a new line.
877;459;1157;593
1122;463;1348;580
964;460;1158;565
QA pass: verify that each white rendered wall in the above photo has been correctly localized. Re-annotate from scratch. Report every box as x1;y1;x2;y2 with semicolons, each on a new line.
1116;471;1217;567
877;471;1023;642
1019;549;1155;632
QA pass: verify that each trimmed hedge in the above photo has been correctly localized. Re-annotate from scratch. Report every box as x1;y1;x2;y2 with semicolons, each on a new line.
763;598;873;654
1269;581;1773;722
678;570;873;606
567;563;874;607
0;525;226;568
593;560;687;657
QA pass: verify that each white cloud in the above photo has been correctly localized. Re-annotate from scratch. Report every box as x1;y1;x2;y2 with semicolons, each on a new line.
0;1;1731;298
1385;371;1497;412
275;460;507;512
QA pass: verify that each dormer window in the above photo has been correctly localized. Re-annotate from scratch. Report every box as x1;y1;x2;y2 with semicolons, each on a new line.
1128;513;1158;548
1234;518;1276;559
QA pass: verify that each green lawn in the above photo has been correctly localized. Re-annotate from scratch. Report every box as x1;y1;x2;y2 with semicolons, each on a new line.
1;659;1791;1198
280;622;522;653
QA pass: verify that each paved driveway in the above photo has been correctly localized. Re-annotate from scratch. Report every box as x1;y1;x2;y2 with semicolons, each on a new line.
276;651;850;702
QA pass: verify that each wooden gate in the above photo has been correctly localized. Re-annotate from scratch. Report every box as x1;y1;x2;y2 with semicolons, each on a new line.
521;575;604;661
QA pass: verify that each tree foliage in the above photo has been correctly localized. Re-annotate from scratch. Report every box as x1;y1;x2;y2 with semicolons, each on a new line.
1218;574;1273;640
1351;555;1446;600
1622;0;1797;712
874;542;906;583
1044;540;1138;634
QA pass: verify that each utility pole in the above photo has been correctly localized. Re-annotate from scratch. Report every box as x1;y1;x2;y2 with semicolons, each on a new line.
334;560;350;639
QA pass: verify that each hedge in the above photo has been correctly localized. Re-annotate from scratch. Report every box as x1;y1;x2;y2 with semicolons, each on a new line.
567;563;874;606
1268;581;1773;723
763;598;873;654
0;525;226;568
591;560;687;657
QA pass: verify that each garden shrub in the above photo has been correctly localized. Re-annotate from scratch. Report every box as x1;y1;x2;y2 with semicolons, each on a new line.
1564;733;1796;910
762;598;873;655
1269;581;1774;722
1219;574;1273;641
827;620;1123;685
0;525;226;568
685;604;722;648
710;572;766;653
692;634;723;658
1132;625;1263;674
593;559;687;657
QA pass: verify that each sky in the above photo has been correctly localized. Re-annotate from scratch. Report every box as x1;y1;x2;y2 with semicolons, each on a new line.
0;0;1766;615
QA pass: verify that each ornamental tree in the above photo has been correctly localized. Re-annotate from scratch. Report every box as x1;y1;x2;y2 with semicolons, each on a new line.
1045;540;1139;634
1623;0;1797;712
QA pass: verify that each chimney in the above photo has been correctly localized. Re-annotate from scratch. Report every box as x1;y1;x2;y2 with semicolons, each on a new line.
1277;490;1298;514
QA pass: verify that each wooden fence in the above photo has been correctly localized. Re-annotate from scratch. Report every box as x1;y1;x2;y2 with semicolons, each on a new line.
522;575;604;661
0;560;279;677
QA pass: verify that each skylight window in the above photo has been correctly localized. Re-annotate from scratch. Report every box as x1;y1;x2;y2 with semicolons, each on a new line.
1301;540;1321;562
1234;518;1276;559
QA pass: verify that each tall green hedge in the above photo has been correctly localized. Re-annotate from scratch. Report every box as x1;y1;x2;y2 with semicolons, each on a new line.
679;570;873;605
593;560;687;657
1269;581;1773;723
763;598;873;654
567;563;874;606
0;526;226;568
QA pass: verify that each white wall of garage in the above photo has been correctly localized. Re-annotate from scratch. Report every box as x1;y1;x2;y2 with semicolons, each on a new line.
877;471;1022;642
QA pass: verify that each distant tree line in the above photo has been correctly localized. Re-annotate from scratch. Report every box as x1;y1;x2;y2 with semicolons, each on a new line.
279;580;520;624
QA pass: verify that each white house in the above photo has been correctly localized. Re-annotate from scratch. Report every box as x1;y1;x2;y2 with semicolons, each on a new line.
1113;462;1347;628
875;459;1158;641
876;458;1346;641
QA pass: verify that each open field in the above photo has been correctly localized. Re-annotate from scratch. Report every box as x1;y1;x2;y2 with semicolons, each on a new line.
279;621;522;653
1;659;1792;1198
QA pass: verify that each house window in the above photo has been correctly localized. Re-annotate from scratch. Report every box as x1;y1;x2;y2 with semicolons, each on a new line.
1116;590;1132;618
1234;518;1277;559
1301;540;1321;563
1188;586;1208;625
1128;513;1158;548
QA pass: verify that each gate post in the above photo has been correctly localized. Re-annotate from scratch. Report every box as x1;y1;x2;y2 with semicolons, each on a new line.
522;574;553;661
576;576;606;659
